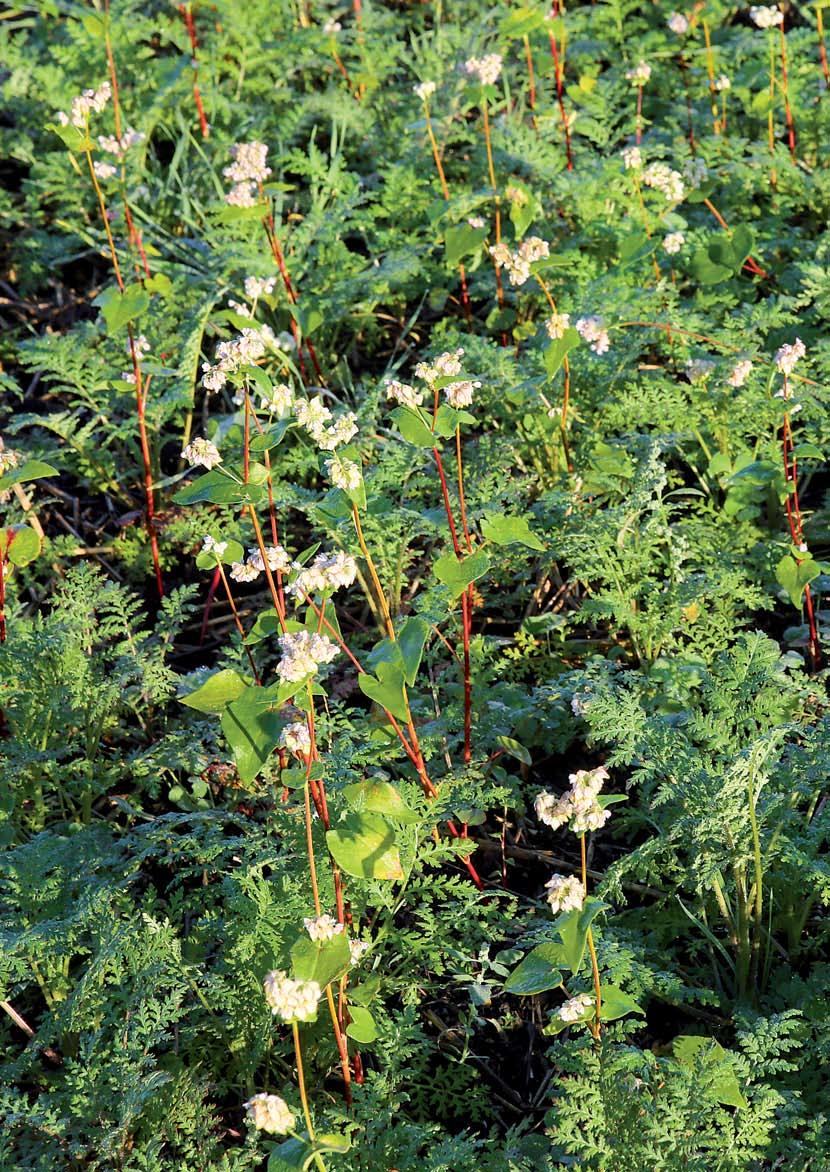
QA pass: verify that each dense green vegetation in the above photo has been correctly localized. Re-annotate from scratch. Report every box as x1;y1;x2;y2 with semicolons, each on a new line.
1;0;830;1167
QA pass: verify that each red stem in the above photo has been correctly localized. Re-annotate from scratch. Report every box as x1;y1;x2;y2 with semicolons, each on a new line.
179;3;210;139
548;25;573;170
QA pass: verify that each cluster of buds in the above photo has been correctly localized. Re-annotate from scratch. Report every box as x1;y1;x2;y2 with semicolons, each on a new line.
56;81;111;129
294;398;358;451
667;11;689;34
263;970;321;1023
182;437;222;469
412;348;481;409
244;1094;295;1135
727;358;753;388
244;275;277;299
325;453;363;493
0;437;21;477
575;316;611;355
276;630;340;683
414;80;437;102
489;236;550;287
304;914;344;942
223;141;271;206
98;128;144;160
546;312;571;340
544;873;585;914
557;991;595;1023
686;358;715;383
201;535;228;558
775;338;806;375
642;162;685;204
463;54;503;86
663;232;685;254
625;60;651;87
201;326;276;393
535;767;613;836
385;379;424;409
260;382;295;417
280;720;312;757
230;543;292;584
750;5;783;28
287;550;358;600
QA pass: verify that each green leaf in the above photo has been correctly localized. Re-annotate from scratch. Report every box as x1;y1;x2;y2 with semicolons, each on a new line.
504;942;565;994
556;898;606;974
618;231;658;268
4;526;41;567
495;735;531;765
391;406;439;448
180;669;248;714
433;548;491;598
48;121;93;152
397;616;429;685
343;777;418;822
444;222;488;266
544;327;580;377
144;273;173;300
246;608;284;645
326;813;404;881
499;6;546;37
173;465;268;507
598;984;644;1022
358;660;409;723
673;1036;748;1108
346;1005;378;1043
0;459;57;492
97;283;150;333
776;554;820;609
290;931;350;988
481;512;545;551
220;685;283;783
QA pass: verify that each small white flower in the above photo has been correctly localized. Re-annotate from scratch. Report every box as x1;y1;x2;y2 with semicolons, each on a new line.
625;60;651;87
546;312;571;340
443;379;480;409
715;74;731;92
467;215;486;229
263;970;321;1023
276;631;339;683
225;182;258;207
663;231;685;254
244;275;277;299
414;80;437;102
230;561;260;583
727;358;753;388
415;349;464;385
463;54;503;86
182;437;221;469
558;992;595;1023
667;11;689;34
132;334;151;356
304;914;344;942
575;316;611;355
798;541;808;553
385;379;424;409
621;145;643;170
260;383;295;416
325;454;362;493
323;17;342;33
92;160;117;181
545;874;585;914
201;535;228;558
224;141;271;184
0;438;21;477
349;939;370;965
750;5;783;29
535;790;572;831
248;544;292;574
775;338;806;375
642;162;685;204
244;1093;295;1135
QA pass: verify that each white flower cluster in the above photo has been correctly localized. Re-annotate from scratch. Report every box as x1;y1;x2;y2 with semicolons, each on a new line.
683;158;708;188
667;11;689;34
468;215;486;229
201;535;228;558
0;437;20;476
263;970;321;1023
663;231;685;254
385;379;424;409
490;236;550;287
686;358;715;382
223;140;271;206
575;316;611;355
414;80;437;102
412;348;481;409
182;437;221;469
349;938;370;964
535;767;612;835
244;275;277;299
244;1093;295;1135
621;145;643;170
727;358;753;388
546;312;571;340
464;54;503;86
715;75;731;92
558;992;595;1023
276;630;339;683
544;873;585;914
775;338;806;375
230;543;292;583
625;60;651;87
202;327;273;393
294;398;358;451
750;5;783;28
642;162;685;204
260;382;295;416
325;453;363;493
98;128;144;159
304;914;344;942
92;160;117;181
287;550;358;600
56;81;111;129
280;721;312;756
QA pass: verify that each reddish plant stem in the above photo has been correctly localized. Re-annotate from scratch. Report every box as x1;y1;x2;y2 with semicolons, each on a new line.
423;106;472;321
434;446;473;765
0;557;5;644
131;357;165;598
523;34;537;128
701;199;767;276
179;3;210;139
216;563;261;682
818;7;830;90
259;201;325;385
199;565;221;644
455;428;473;764
779;21;797;161
481;99;507;339
635;84;643;144
781;374;820;666
548;18;573;169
